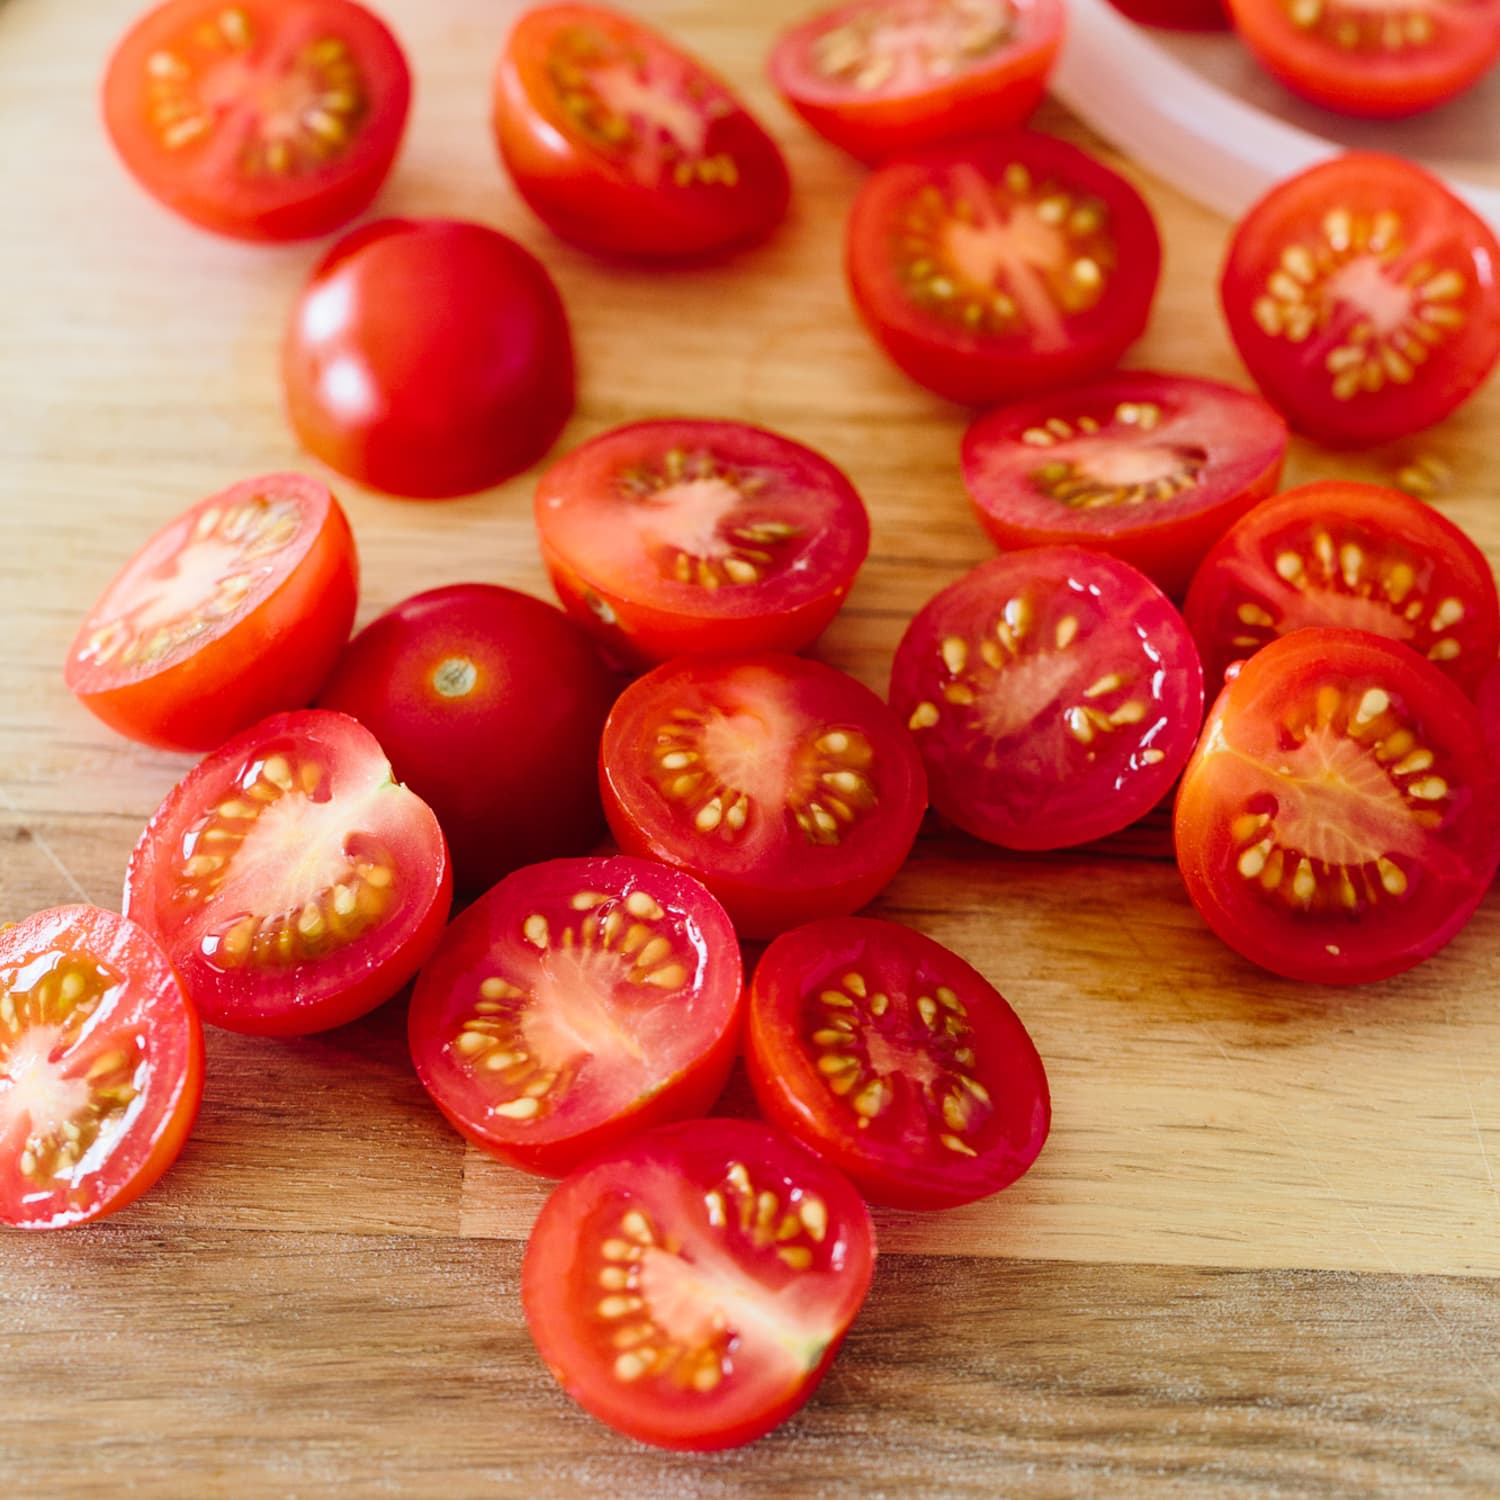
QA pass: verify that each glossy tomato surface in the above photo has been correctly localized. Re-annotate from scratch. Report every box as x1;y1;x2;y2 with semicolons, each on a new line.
1481;658;1500;744
125;709;451;1036
535;419;871;666
846;132;1162;404
890;546;1204;849
409;856;742;1177
1107;0;1227;27
962;372;1287;597
1;906;203;1230
522;1117;875;1449
494;3;790;259
747;917;1049;1209
102;0;410;240
65;473;357;752
282;218;575;498
600;654;927;938
1221;154;1500;446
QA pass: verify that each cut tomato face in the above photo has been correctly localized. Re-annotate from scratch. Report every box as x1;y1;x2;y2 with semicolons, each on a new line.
102;0;411;241
961;372;1288;598
1;906;203;1230
493;3;791;259
124;710;451;1036
599;654;927;939
409;857;742;1178
1175;628;1500;984
1221;154;1500;447
65;473;357;753
746;917;1049;1210
846;132;1162;404
521;1117;875;1450
890;547;1205;849
534;420;871;666
1184;481;1500;697
769;0;1063;165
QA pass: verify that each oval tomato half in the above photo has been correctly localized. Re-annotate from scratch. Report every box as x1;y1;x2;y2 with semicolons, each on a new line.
124;709;451;1036
522;1117;875;1450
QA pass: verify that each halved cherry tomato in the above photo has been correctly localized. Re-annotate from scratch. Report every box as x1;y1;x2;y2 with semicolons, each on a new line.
1480;659;1500;742
493;3;790;259
600;654;927;938
747;917;1049;1210
846;132;1162;404
409;856;742;1178
961;372;1288;598
102;0;411;241
1175;628;1500;984
1220;154;1500;447
534;420;871;666
1106;0;1228;28
124;709;451;1036
65;473;357;753
769;0;1063;165
1184;481;1500;696
1;906;203;1230
889;546;1204;849
522;1117;875;1450
282;218;575;499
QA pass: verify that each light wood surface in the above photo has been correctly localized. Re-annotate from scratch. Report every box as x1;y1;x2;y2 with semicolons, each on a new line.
2;0;1498;1493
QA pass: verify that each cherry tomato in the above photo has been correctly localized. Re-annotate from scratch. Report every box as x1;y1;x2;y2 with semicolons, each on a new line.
1220;154;1500;447
890;546;1204;849
101;0;410;241
124;709;451;1036
282;218;575;499
1;906;203;1230
521;1117;875;1449
534;420;871;667
600;654;927;939
65;473;357;753
1106;0;1228;28
1480;658;1500;742
769;0;1063;165
493;3;790;259
961;372;1288;598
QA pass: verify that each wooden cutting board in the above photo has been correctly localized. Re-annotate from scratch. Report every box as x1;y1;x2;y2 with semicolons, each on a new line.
2;0;1497;1492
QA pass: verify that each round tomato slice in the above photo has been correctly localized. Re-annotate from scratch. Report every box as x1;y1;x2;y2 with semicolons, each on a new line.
846;132;1162;404
1221;154;1500;447
769;0;1063;165
65;473;357;753
124;709;451;1036
890;547;1205;849
600;654;927;939
1184;481;1500;696
409;857;742;1178
534;420;871;666
493;3;791;259
521;1117;874;1450
101;0;410;241
961;372;1288;598
1;906;203;1230
746;917;1049;1210
1175;628;1500;984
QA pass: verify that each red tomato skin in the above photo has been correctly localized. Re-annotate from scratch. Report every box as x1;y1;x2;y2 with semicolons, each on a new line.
1480;659;1500;742
1107;0;1228;27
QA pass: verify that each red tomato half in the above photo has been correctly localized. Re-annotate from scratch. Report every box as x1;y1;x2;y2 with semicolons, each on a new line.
747;917;1049;1210
961;372;1288;598
846;132;1162;404
600;654;927;938
102;0;410;241
1;906;203;1230
65;473;357;753
522;1117;875;1449
1175;628;1500;984
769;0;1064;165
493;3;790;259
124;709;451;1036
1107;0;1228;28
282;218;575;498
1480;659;1500;743
890;547;1205;849
534;420;871;666
1221;154;1500;447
